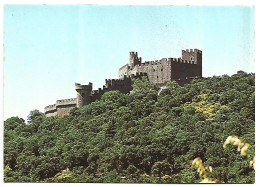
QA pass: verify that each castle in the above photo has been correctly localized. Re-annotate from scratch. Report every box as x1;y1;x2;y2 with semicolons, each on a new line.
44;49;202;117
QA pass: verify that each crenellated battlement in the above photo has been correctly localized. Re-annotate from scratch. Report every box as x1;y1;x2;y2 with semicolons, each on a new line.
119;48;202;85
75;82;93;91
129;51;142;68
137;56;197;66
131;72;148;78
44;104;56;112
130;51;138;56
90;75;134;102
45;48;202;117
56;98;77;106
45;98;77;116
182;48;202;53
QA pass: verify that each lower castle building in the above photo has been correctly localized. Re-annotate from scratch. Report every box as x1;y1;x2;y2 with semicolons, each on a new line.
44;49;202;117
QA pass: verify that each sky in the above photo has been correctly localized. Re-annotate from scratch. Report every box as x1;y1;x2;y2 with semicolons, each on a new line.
4;5;255;121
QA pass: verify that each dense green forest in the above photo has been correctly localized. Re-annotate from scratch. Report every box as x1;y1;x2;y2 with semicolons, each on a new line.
4;71;255;183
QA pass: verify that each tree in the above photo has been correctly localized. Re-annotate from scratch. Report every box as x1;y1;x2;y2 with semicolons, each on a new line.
27;109;44;124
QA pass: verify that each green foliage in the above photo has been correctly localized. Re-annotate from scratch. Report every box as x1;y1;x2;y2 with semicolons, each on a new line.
151;161;172;177
27;109;45;125
4;72;255;183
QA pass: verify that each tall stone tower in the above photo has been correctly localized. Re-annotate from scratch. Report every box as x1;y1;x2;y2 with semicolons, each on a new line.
181;49;202;77
129;51;141;68
75;83;93;108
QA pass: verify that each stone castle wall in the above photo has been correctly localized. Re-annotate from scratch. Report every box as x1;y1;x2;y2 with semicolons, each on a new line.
45;98;77;117
91;76;132;101
44;73;147;117
132;58;172;85
173;49;202;79
44;48;202;117
119;48;202;86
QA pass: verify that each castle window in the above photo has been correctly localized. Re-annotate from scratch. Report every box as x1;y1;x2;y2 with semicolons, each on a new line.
154;69;155;72
190;57;193;61
157;76;159;79
161;69;163;71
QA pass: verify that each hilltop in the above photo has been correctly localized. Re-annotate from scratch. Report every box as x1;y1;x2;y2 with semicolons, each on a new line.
4;71;255;183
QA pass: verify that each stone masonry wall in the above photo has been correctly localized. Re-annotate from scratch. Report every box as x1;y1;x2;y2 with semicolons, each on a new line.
123;49;202;86
91;73;146;102
44;74;146;117
45;98;77;117
119;64;130;79
44;49;202;117
133;58;172;86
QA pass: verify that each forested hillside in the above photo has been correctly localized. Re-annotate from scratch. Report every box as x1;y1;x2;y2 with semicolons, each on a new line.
4;71;255;183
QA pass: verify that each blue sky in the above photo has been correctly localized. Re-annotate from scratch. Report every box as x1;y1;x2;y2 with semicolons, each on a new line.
4;5;255;121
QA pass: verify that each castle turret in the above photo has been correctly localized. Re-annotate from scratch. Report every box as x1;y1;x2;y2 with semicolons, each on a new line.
182;49;202;77
129;51;141;68
75;82;93;108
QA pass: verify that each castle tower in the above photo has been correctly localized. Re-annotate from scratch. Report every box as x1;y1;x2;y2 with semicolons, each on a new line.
75;82;93;108
129;51;141;68
181;49;202;77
